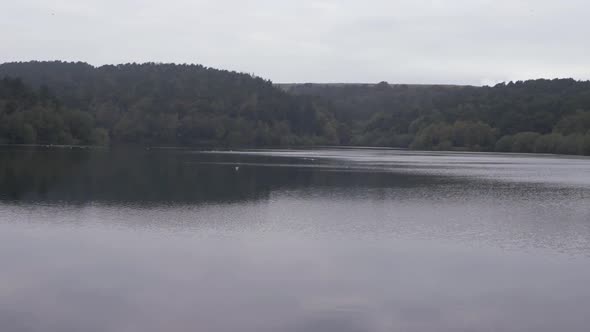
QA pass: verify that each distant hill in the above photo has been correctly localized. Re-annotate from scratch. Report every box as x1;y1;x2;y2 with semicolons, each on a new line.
0;61;338;146
276;82;468;90
1;61;589;155
277;81;590;154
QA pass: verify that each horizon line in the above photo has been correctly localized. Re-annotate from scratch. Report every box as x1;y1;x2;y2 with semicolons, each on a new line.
1;59;588;87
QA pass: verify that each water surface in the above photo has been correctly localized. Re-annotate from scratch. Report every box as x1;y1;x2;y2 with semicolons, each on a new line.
1;147;589;332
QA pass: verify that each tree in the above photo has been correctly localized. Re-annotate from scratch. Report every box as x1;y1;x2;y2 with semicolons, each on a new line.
511;132;541;153
2;62;590;155
495;135;514;152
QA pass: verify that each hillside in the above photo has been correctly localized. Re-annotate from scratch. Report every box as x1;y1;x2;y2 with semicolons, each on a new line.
1;61;590;155
280;81;590;154
0;61;338;146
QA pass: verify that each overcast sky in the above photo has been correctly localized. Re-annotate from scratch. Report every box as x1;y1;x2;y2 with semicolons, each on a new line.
1;0;588;85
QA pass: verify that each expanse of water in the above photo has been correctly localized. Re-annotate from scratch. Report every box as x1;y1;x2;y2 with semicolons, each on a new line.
1;146;589;332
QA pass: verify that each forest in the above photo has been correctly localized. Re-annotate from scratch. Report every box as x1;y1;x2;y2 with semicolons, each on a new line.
0;61;337;147
1;61;590;155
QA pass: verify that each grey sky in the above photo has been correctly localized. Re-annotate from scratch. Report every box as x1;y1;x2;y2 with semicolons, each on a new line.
1;0;588;85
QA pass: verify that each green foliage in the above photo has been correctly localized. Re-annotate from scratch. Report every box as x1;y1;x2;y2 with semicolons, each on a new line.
451;121;496;150
90;128;110;146
554;111;590;135
284;80;590;155
511;132;541;153
495;135;514;152
0;62;336;147
22;124;37;143
0;77;93;145
2;62;590;155
556;134;585;155
583;134;590;155
411;123;453;150
534;133;564;153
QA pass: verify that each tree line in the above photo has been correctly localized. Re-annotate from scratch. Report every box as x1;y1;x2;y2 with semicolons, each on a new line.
283;80;590;155
0;61;338;147
1;61;590;155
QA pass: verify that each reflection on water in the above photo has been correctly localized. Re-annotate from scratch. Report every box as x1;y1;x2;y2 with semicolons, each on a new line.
1;146;589;332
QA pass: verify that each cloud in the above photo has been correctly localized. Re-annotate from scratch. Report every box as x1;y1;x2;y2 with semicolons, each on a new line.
1;0;588;85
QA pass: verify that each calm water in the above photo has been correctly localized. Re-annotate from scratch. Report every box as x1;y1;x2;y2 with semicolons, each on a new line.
1;146;589;332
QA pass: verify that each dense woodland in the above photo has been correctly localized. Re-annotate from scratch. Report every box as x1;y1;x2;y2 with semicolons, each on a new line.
1;61;590;155
282;81;590;155
0;61;337;147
